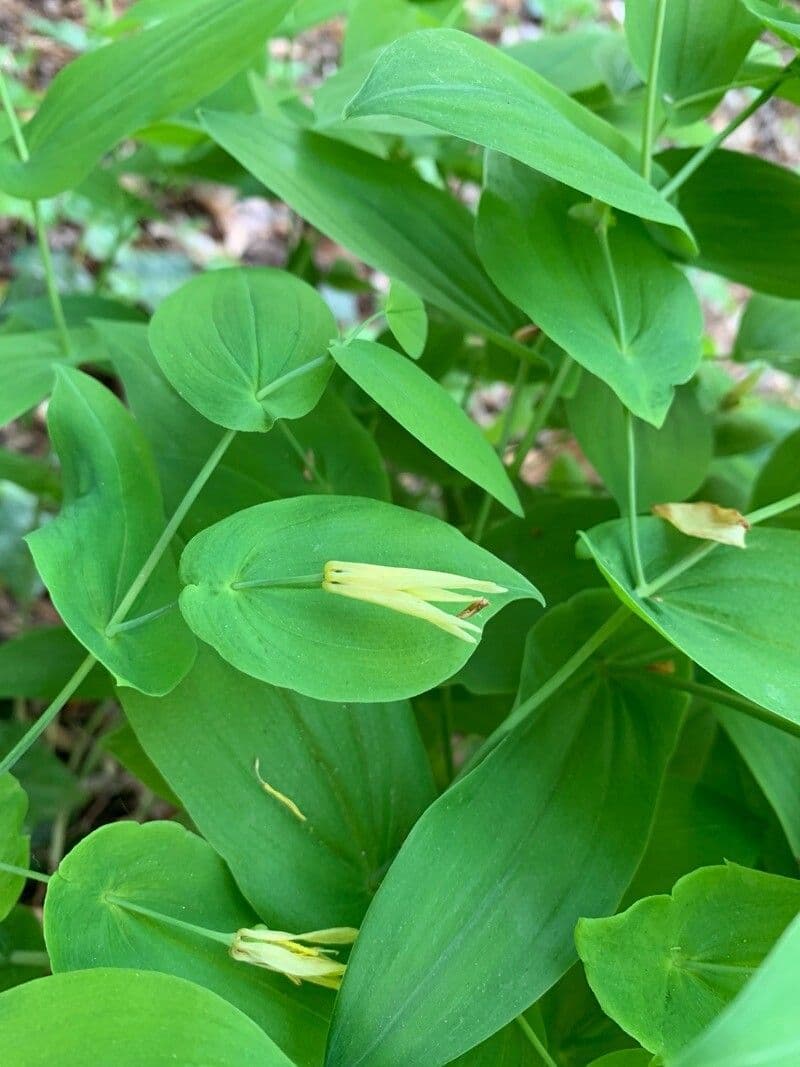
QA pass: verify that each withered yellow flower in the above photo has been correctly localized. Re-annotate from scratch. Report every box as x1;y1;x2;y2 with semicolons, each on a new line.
322;561;507;643
230;925;358;990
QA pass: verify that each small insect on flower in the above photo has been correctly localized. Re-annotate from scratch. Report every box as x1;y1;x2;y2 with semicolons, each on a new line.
322;562;508;643
230;925;358;990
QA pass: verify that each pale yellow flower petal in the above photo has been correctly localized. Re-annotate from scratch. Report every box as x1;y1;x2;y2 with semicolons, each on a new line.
653;502;750;549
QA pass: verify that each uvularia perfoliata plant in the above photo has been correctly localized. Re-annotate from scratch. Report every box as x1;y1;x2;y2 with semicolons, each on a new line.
0;1;799;1065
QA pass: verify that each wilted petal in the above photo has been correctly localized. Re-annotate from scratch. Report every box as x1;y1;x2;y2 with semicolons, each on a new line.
653;502;750;549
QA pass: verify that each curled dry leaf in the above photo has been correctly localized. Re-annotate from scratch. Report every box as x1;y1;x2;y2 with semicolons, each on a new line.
652;501;751;548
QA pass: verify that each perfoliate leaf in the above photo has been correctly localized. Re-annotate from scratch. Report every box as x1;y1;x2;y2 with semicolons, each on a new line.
178;496;540;702
148;268;336;433
384;279;428;360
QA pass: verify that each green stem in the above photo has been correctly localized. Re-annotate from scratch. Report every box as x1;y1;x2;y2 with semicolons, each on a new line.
277;420;329;489
256;354;331;401
231;573;322;591
0;654;96;778
515;1015;559;1067
508;350;570;482
464;607;630;773
471;358;530;543
105;428;236;630
625;409;647;589
640;0;668;181
618;672;800;742
9;950;50;968
106;897;233;947
0;861;50;884
596;216;627;352
0;70;71;357
661;72;790;199
637;489;800;598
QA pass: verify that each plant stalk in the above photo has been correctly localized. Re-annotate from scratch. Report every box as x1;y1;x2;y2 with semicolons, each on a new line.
0;70;71;357
515;1015;560;1067
625;409;647;589
640;0;668;181
661;71;791;199
107;896;233;947
508;353;571;482
0;861;51;884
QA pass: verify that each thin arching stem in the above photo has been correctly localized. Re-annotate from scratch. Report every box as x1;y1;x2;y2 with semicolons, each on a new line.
640;0;668;181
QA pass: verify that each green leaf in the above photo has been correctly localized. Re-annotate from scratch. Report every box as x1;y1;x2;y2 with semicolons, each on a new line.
0;722;85;829
384;279;428;360
669;913;800;1067
344;0;440;63
330;339;521;514
345;29;690;234
0;448;59;501
505;24;630;97
0;0;296;199
718;709;800;857
458;493;618;695
325;591;684;1067
567;376;712;511
0;967;296;1066
148;268;336;433
199;111;519;337
178;496;540;702
625;0;761;123
120;645;435;929
0;907;49;994
0;328;97;426
581;517;800;726
751;428;800;529
100;320;389;533
477;156;702;426
577;864;800;1059
734;293;800;374
661;148;800;298
26;368;196;696
44;821;328;1067
450;1010;549;1066
0;627;112;700
102;722;181;807
741;0;800;48
0;775;28;923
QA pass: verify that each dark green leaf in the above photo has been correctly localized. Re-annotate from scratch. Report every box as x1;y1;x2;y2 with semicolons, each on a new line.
0;775;28;922
199;111;519;337
0;0;296;198
477;156;701;425
734;293;800;374
26;368;196;696
0;627;112;700
0;328;98;427
0;908;48;993
345;30;690;233
325;591;684;1067
741;0;800;48
581;517;800;726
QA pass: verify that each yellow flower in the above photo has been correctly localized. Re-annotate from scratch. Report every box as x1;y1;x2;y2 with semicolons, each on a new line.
230;925;358;990
322;561;507;643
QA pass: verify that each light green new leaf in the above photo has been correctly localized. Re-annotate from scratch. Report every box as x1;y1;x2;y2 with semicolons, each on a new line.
199;111;520;337
325;592;685;1067
581;517;800;725
148;269;336;433
0;328;99;427
44;821;329;1067
577;864;800;1059
345;29;689;234
0;776;28;923
566;376;712;511
26;369;196;696
384;279;428;360
0;0;295;199
179;496;540;702
741;0;800;48
330;339;521;514
0;968;295;1067
120;646;436;930
670;914;800;1067
477;156;702;426
625;0;761;123
100;320;389;533
734;293;800;375
661;148;800;298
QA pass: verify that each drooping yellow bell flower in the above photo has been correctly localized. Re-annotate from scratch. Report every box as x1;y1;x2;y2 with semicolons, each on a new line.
322;561;507;643
230;925;358;990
